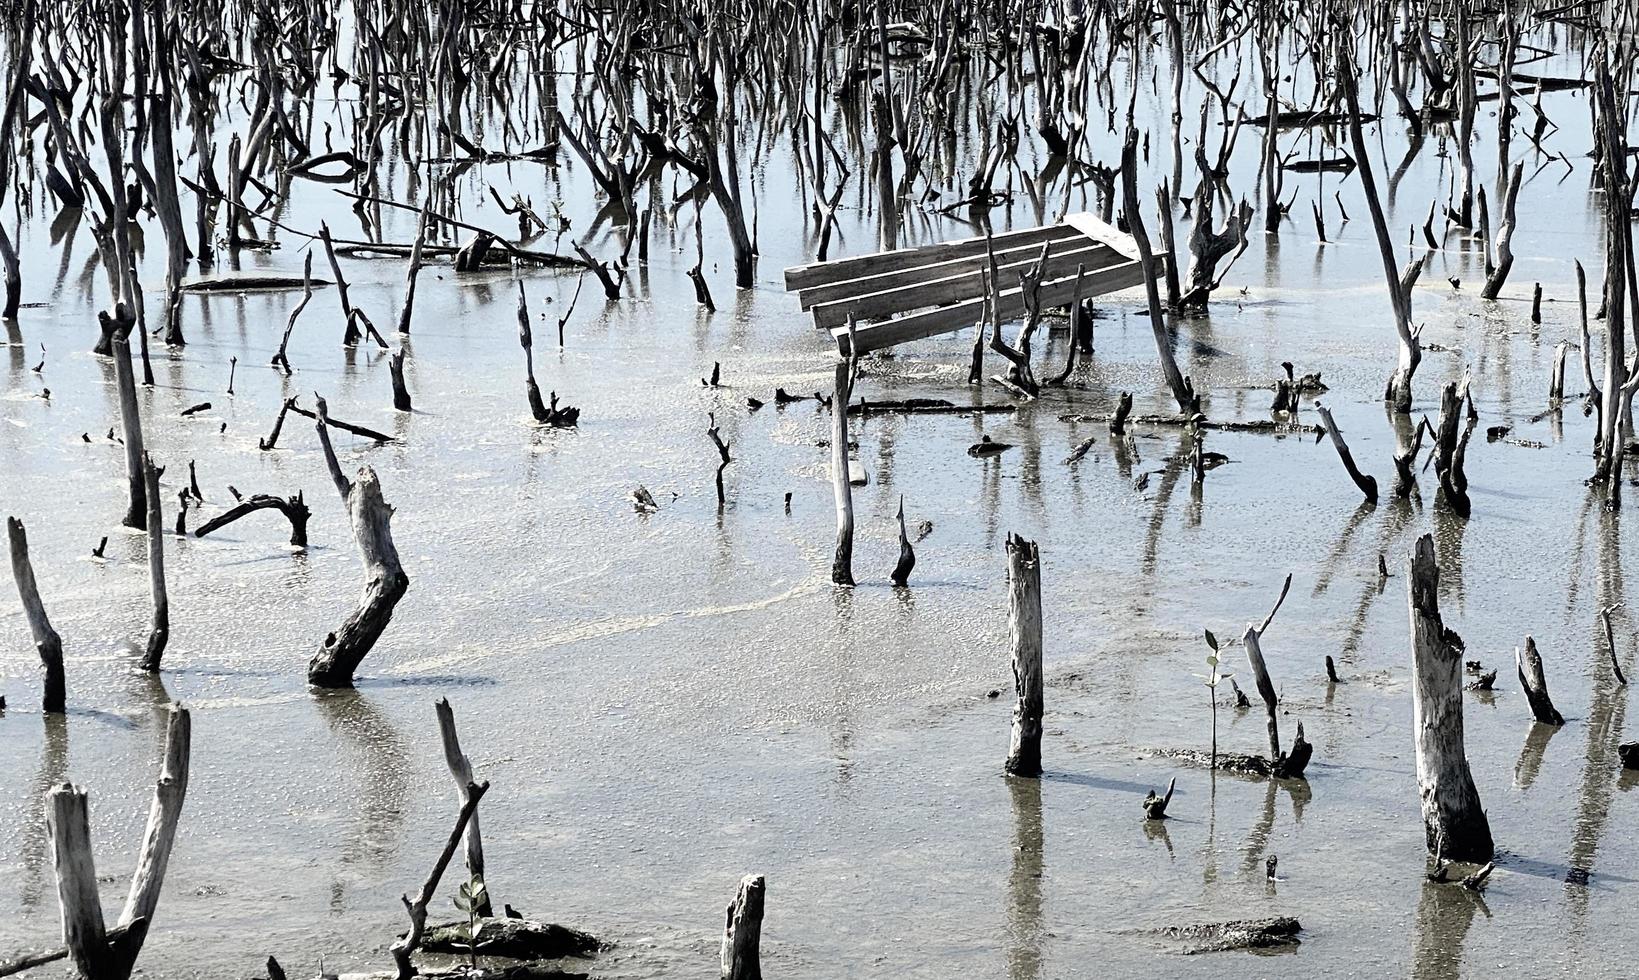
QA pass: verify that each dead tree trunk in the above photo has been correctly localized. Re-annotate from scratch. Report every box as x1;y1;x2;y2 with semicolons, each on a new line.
434;698;491;917
1121;126;1197;414
1343;47;1424;413
1242;573;1310;777
1005;533;1044;777
830;356;856;586
390;348;412;412
891;496;915;587
193;493;310;547
389;780;488;980
44;703;189;980
140;455;168;671
1315;404;1378;503
112;322;148;529
1516;636;1564;726
7;517;65;712
1479;163;1523;300
306;396;410;688
1408;534;1494;863
719;874;764;980
1433;381;1474;518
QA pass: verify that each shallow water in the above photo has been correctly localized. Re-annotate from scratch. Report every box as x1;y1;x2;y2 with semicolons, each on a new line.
2;20;1639;980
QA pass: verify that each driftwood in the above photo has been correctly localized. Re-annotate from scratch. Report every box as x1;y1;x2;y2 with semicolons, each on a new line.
719;875;764;980
1408;535;1493;862
848;398;1016;417
420;918;597;960
1004;533;1044;777
194;493;311;547
1154;917;1301;955
1059;412;1319;435
1315;404;1377;503
1515;636;1564;726
390;780;489;980
6;517;65;712
306;396;410;688
434;698;492;917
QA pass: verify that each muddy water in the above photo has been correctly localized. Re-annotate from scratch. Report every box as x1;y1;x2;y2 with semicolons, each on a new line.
2;36;1638;980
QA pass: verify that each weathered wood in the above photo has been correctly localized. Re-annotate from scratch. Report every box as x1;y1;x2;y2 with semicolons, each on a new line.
194;493;311;547
434;698;491;918
389;780;488;980
111;322;148;529
891;496;915;587
1433;381;1474;517
1242;574;1309;777
784;222;1080;291
1143;777;1175;819
7;517;64;712
830;357;855;585
306;397;410;688
420;917;597;960
833;259;1144;356
719;874;764;980
140;455;168;672
46;784;110;980
1315;405;1378;504
807;243;1123;328
1516;636;1564;726
1005;533;1044;777
797;237;1116;311
111;703;190;976
396;201;431;335
389;348;412;412
1408;535;1494;863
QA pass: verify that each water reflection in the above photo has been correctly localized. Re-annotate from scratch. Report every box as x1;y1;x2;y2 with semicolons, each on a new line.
19;713;69;912
1005;775;1044;980
313;689;408;888
1409;878;1487;980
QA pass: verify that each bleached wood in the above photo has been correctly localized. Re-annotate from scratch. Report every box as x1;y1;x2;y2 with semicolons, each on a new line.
834;260;1143;356
141;454;168;671
46;784;109;980
434;698;491;917
1515;636;1564;726
7;517;64;712
1408;535;1494;862
784;222;1079;291
1005;534;1044;776
719;874;764;980
796;238;1117;311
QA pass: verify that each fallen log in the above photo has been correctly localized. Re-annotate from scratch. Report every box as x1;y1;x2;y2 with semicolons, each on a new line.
1156;916;1302;954
848;398;1016;417
194;493;311;548
419;918;597;960
1059;412;1320;435
179;275;332;292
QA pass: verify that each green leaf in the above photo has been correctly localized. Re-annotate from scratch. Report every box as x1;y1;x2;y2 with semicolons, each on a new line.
1204;629;1219;651
453;894;471;913
1206;654;1219;668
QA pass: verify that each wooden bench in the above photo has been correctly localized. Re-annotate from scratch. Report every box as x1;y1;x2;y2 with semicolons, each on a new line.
783;213;1155;357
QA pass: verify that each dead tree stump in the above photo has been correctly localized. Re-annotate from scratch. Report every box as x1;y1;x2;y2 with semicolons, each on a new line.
140;455;168;671
1005;534;1044;777
1408;535;1494;862
720;874;764;980
306;397;409;688
1516;636;1564;726
7;517;65;712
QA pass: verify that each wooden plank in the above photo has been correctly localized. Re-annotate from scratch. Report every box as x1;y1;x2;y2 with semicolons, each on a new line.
1063;212;1142;261
808;242;1127;328
797;237;1119;311
783;222;1082;291
833;258;1149;356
